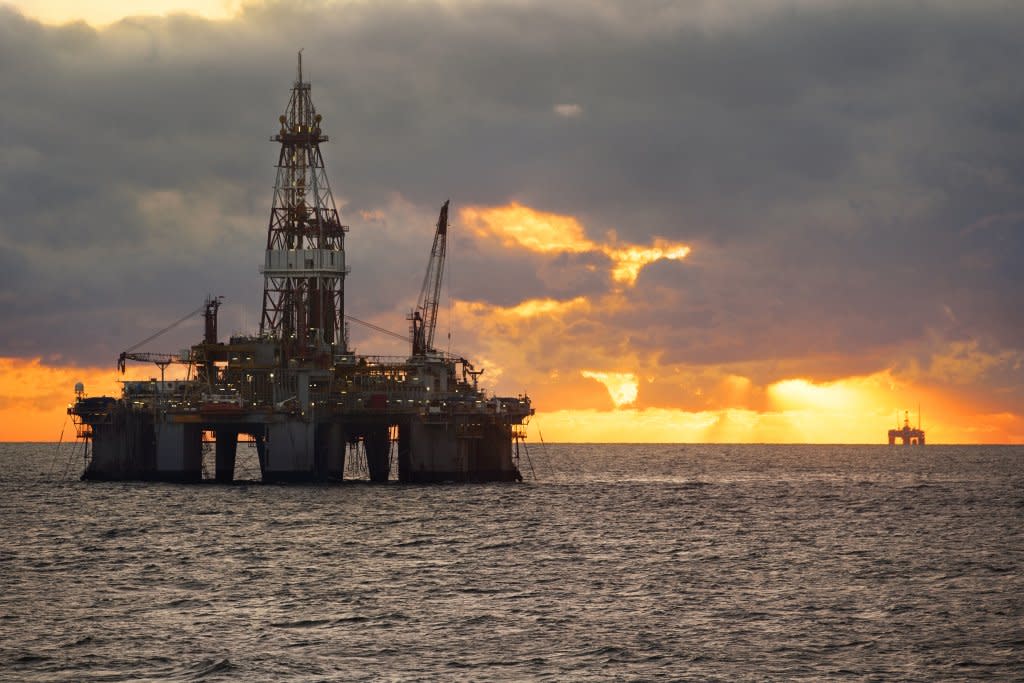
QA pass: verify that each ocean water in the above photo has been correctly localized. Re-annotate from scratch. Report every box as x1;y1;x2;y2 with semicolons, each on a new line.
1;442;1021;681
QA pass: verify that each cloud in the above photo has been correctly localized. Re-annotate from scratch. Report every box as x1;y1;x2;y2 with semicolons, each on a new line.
580;370;638;407
553;103;582;118
461;202;690;285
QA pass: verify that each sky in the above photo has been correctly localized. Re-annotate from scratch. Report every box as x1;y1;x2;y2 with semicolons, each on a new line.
0;0;1022;443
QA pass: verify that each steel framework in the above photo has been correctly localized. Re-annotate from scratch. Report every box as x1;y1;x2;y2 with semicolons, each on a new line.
260;52;349;353
410;201;449;356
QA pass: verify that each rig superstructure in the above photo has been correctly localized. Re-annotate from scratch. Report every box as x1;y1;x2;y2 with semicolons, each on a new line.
888;410;925;445
69;56;532;483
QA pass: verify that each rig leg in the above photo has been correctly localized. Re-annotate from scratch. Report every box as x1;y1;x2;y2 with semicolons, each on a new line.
155;422;202;482
264;421;316;482
215;429;238;483
364;425;391;483
317;423;345;481
397;422;411;483
254;432;267;479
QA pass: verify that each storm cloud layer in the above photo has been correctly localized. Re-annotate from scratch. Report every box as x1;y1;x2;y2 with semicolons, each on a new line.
0;0;1021;418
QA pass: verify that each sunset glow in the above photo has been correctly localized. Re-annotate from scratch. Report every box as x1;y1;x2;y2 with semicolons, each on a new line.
606;240;692;285
453;296;591;327
533;380;1024;444
0;357;176;441
461;203;595;254
3;354;1022;443
461;203;691;285
581;370;639;408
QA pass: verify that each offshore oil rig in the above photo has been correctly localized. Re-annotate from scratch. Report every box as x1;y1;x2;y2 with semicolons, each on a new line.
888;410;925;445
69;56;532;483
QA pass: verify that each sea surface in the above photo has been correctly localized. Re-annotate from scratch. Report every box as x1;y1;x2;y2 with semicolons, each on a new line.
1;442;1021;681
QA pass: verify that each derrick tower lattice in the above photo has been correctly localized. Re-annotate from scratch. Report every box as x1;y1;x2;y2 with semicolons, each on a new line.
260;52;349;352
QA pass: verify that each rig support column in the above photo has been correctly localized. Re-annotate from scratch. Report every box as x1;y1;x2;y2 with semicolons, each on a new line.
397;422;412;483
215;428;238;483
254;431;267;479
155;422;202;482
364;425;391;483
317;422;346;481
265;421;316;482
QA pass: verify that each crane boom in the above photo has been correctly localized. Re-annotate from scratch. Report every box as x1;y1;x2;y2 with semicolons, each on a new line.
117;352;186;373
117;296;219;374
410;200;449;356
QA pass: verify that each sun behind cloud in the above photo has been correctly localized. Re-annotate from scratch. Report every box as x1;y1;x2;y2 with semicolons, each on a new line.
581;370;639;407
530;371;1024;444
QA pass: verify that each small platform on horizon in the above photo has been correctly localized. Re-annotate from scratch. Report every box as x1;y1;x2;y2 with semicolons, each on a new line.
889;410;925;445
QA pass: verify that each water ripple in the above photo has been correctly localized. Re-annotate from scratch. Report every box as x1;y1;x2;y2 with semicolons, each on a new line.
0;443;1021;680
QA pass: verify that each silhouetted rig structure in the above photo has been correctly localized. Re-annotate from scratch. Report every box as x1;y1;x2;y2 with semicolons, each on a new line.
69;56;532;483
888;410;925;445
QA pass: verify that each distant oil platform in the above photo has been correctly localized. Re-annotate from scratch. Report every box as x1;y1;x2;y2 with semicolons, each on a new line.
888;409;925;445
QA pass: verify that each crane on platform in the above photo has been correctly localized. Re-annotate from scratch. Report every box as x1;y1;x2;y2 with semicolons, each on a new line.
116;296;221;381
117;352;184;382
409;200;449;357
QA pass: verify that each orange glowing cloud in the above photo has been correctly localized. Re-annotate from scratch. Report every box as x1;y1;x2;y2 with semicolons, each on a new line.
447;312;1023;443
448;295;644;410
608;240;693;284
461;203;595;254
580;370;638;407
444;204;1020;444
450;294;628;370
494;296;590;319
460;202;691;285
444;281;1023;443
453;296;592;327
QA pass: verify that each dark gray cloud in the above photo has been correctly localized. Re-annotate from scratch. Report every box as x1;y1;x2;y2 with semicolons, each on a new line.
0;0;1021;407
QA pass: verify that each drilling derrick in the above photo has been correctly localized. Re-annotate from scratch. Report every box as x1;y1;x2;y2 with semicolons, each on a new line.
260;52;349;355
